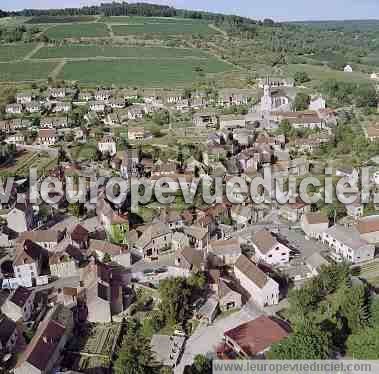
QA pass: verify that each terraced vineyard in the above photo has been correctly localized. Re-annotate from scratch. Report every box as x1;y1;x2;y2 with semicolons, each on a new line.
0;43;38;61
25;16;98;24
112;22;215;36
44;23;110;39
59;57;233;86
100;16;205;24
0;61;57;81
33;45;209;59
352;259;379;287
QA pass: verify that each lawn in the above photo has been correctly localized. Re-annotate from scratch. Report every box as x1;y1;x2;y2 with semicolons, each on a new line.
60;58;233;86
0;43;38;61
0;61;58;81
112;22;216;36
71;143;98;161
101;16;207;24
25;16;98;24
44;23;109;39
34;44;208;59
283;63;371;84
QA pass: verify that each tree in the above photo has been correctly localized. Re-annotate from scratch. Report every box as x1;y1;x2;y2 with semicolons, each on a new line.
158;277;191;325
152;110;170;126
294;71;310;85
103;253;112;263
355;84;377;108
293;92;311;111
269;319;331;359
346;326;379;359
192;355;212;374
114;319;154;374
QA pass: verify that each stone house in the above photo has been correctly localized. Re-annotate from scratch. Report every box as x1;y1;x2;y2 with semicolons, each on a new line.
134;222;172;260
208;239;242;266
175;246;205;273
217;279;242;312
183;225;208;250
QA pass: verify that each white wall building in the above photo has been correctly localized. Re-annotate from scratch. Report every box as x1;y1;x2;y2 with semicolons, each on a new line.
234;255;279;307
252;229;290;265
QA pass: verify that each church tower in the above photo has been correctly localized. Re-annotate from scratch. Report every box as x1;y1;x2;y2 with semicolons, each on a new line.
260;76;272;113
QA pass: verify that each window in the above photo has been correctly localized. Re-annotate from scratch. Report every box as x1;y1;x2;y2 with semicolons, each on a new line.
268;254;273;258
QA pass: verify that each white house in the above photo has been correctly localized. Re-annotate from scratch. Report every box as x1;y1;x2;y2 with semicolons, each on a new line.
344;65;353;73
251;229;290;265
322;225;375;264
54;102;72;113
301;212;329;239
25;101;42;114
309;96;326;111
38;129;58;146
48;87;66;98
89;101;106;112
6;104;22;115
234;255;279;307
13;240;43;286
16;92;33;104
219;115;246;131
98;135;117;156
1;286;35;322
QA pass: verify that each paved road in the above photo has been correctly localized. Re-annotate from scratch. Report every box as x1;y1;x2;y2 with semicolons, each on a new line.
174;302;263;374
17;144;58;157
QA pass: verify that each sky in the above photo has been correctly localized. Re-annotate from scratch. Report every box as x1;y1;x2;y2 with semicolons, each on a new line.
2;0;379;22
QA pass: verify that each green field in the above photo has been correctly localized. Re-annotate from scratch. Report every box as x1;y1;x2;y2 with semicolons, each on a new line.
112;22;215;36
0;61;58;81
0;43;38;61
25;16;98;24
0;17;30;26
33;44;208;59
60;58;232;86
101;16;205;24
44;23;109;39
283;63;371;83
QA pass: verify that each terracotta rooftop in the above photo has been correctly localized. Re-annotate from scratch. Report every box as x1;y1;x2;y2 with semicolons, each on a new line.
224;316;289;356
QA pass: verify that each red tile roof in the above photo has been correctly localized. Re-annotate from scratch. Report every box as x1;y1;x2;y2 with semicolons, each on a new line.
224;316;288;356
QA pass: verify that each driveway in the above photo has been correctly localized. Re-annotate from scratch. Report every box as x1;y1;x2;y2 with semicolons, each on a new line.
174;302;263;374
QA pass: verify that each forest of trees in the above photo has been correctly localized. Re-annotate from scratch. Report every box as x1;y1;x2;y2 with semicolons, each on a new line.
3;2;259;29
